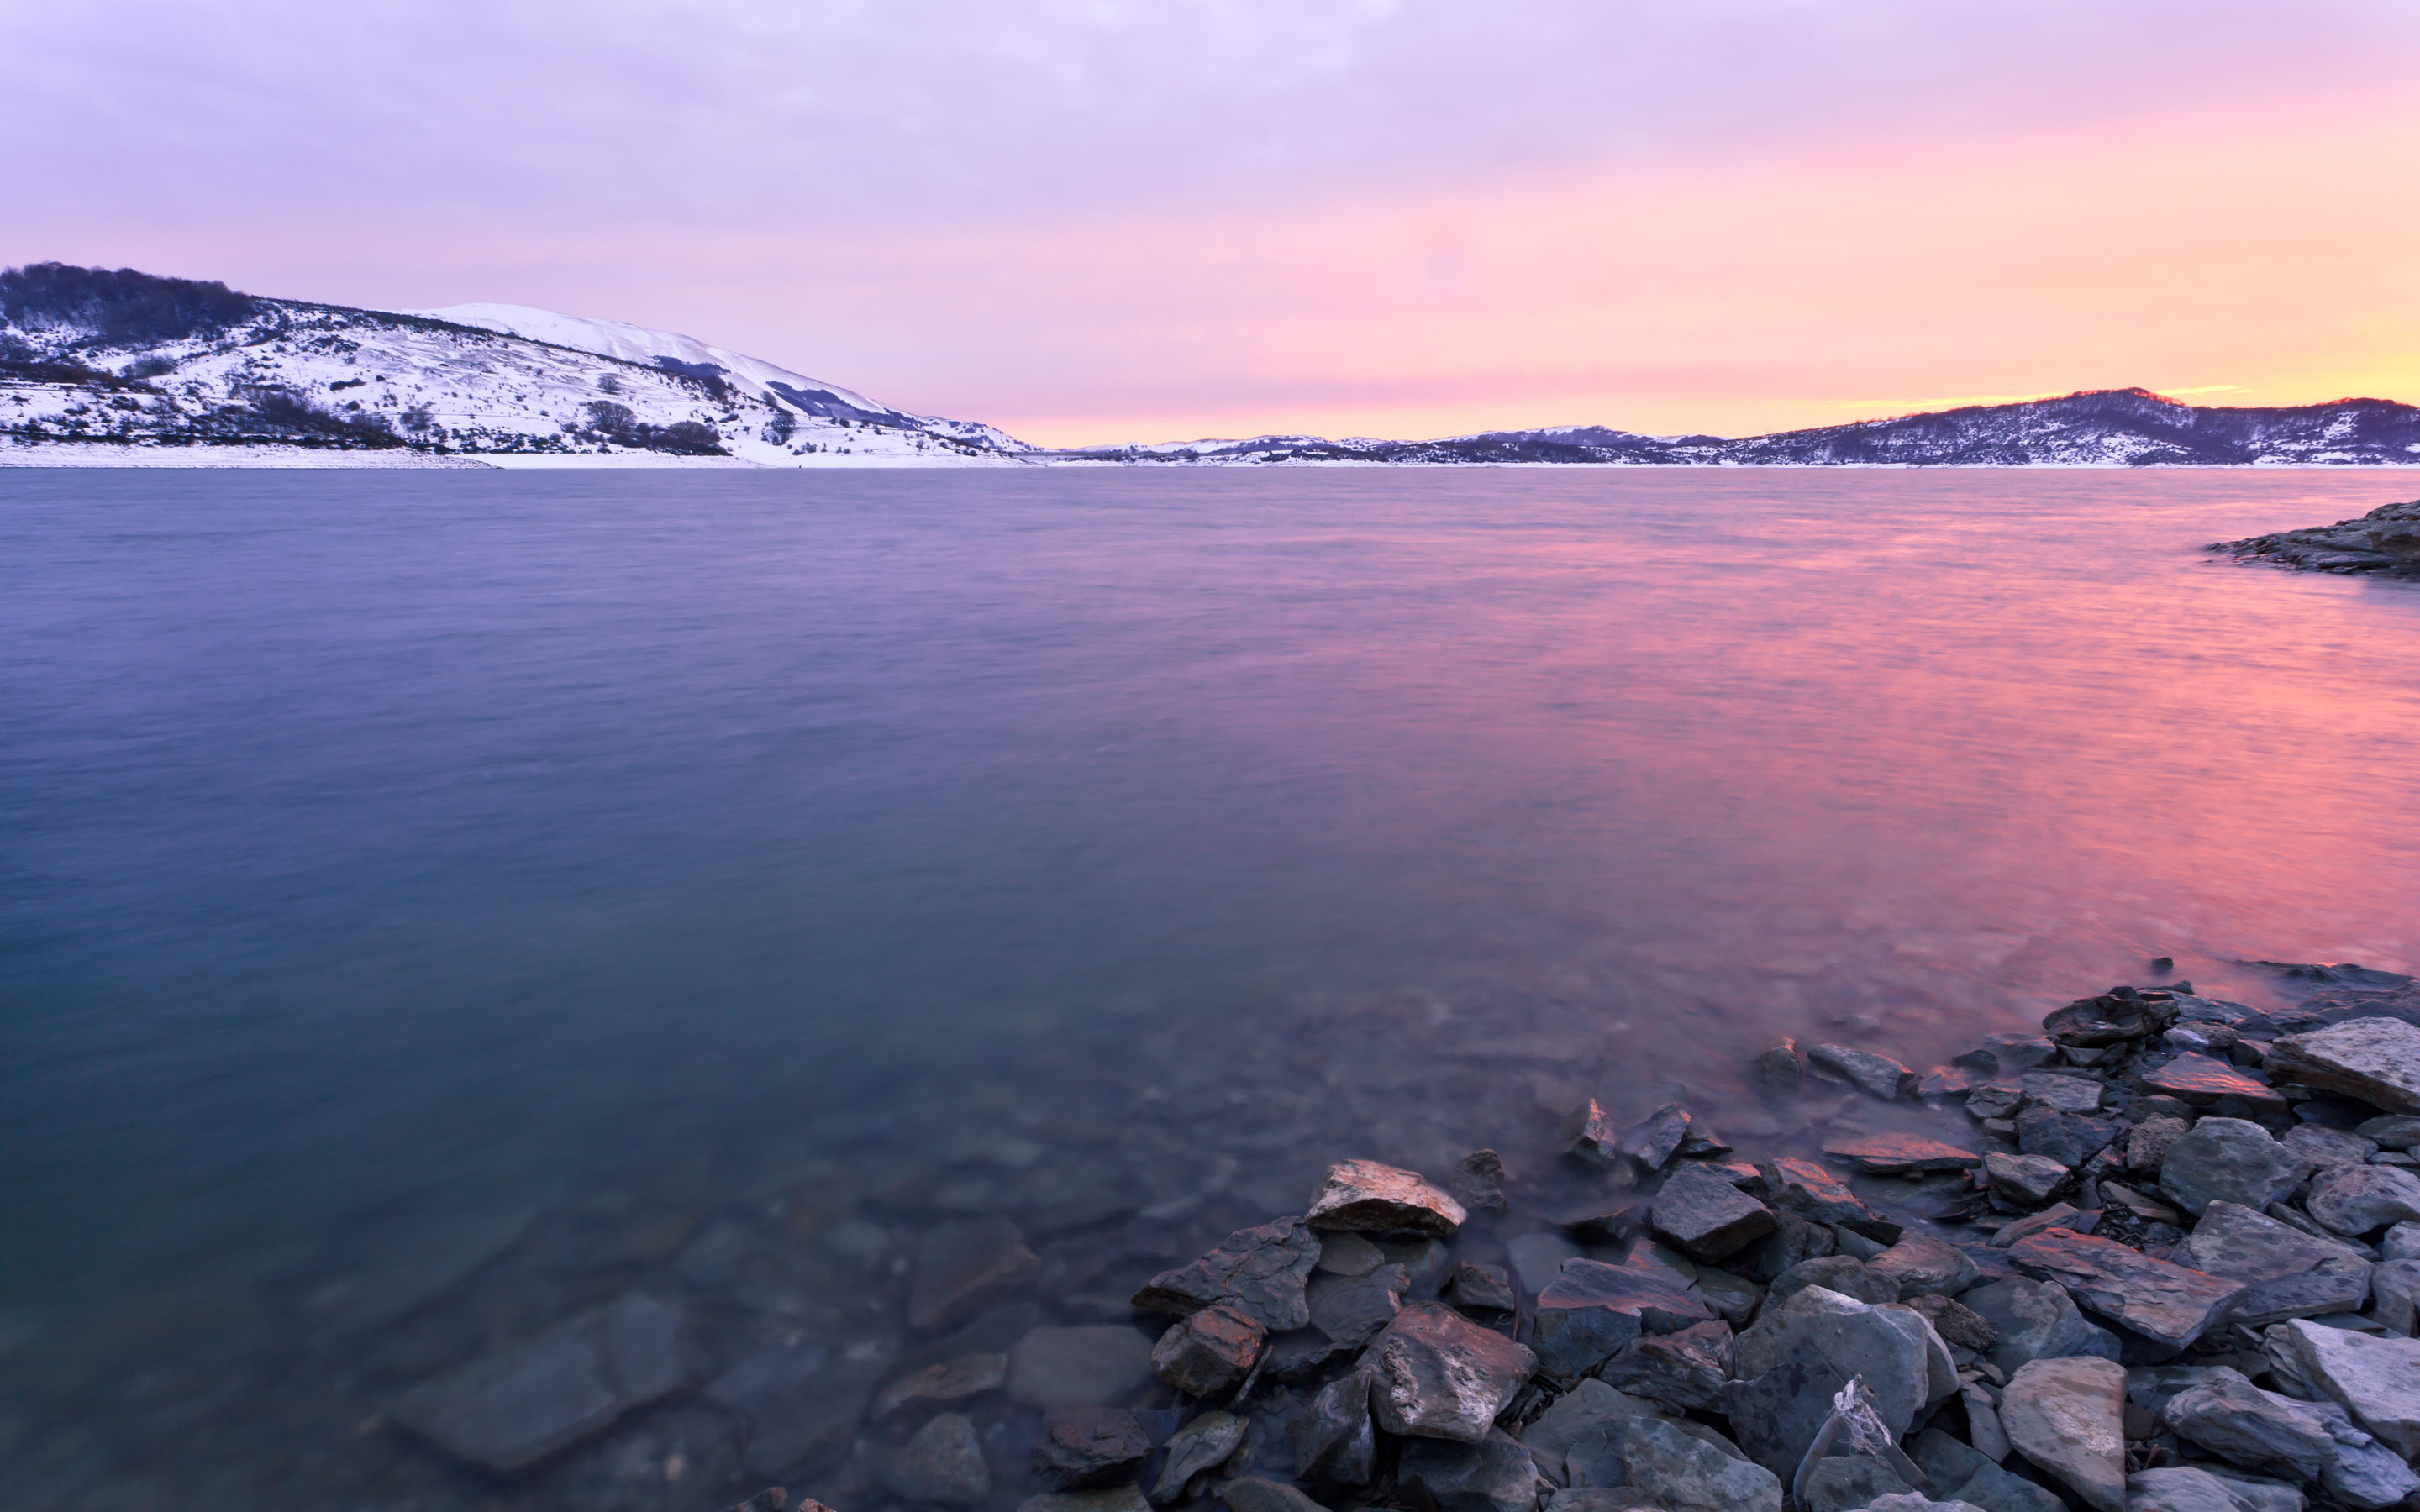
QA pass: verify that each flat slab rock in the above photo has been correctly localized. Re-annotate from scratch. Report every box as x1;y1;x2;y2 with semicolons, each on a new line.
2267;1318;2420;1458
2000;1354;2128;1512
913;1216;1043;1331
2140;1053;2287;1110
1365;1299;1538;1442
393;1292;689;1471
1007;1326;1157;1409
1647;1163;1776;1261
1820;1133;1983;1174
2160;1118;2313;1218
1807;1043;1920;1100
1132;1217;1321;1332
1305;1159;1467;1236
2306;1163;2420;1236
2266;1018;2420;1113
2008;1228;2248;1349
2180;1200;2373;1326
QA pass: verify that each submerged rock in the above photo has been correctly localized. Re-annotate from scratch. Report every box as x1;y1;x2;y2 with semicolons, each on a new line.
882;1411;992;1507
710;1337;892;1477
1008;1326;1157;1409
874;1353;1010;1421
1305;1160;1467;1236
1756;1038;1804;1098
1449;1149;1511;1215
392;1292;690;1472
1808;1043;1919;1100
913;1217;1044;1331
1034;1406;1153;1490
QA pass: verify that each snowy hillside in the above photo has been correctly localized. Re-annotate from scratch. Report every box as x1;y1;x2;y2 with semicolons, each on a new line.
0;264;1033;465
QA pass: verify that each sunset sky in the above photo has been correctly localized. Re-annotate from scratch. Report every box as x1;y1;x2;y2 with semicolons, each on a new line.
8;1;2418;446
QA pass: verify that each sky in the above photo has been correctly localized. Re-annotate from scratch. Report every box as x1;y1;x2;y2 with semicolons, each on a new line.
6;0;2419;446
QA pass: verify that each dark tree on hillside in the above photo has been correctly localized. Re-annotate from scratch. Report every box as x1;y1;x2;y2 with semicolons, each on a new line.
0;263;257;343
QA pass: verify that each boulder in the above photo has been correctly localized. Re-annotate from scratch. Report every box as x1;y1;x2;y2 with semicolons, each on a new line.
1151;1304;1265;1399
393;1292;691;1472
1808;1043;1919;1100
2160;1120;2313;1218
1560;1099;1625;1167
2000;1355;2127;1512
1216;1478;1325;1512
1756;1037;1804;1097
1764;1157;1902;1241
1519;1378;1656;1484
1008;1326;1157;1409
1822;1133;1985;1175
2179;1202;2373;1327
1288;1370;1375;1485
1034;1407;1153;1490
913;1217;1043;1331
1599;1320;1733;1414
2305;1164;2420;1236
1648;1164;1777;1261
1307;1264;1409;1348
1446;1261;1517;1315
2141;1054;2287;1113
1154;1410;1249;1501
2265;1319;2420;1457
1801;1456;1915;1512
1529;1257;1711;1384
1985;1152;2070;1206
1132;1219;1321;1331
882;1412;992;1507
1725;1341;1849;1480
2018;1110;2118;1169
1623;1104;1694;1171
2009;1228;2248;1349
1306;1160;1468;1236
1770;1255;1897;1307
1449;1150;1511;1215
1962;1277;2113;1374
875;1354;1009;1421
1870;1236;1982;1299
1564;1413;1785;1512
1733;1285;1946;1434
2160;1368;2335;1482
1365;1300;1538;1442
1400;1430;1542;1512
2266;1019;2420;1113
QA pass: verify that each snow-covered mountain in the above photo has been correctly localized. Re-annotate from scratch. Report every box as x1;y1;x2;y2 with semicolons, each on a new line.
1048;390;2420;466
0;263;1033;465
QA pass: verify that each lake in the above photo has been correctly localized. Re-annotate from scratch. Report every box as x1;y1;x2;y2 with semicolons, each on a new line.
3;466;2417;1509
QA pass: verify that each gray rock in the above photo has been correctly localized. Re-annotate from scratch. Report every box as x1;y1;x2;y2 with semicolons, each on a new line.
2162;1120;2314;1218
1871;1236;1983;1299
1691;1266;1765;1326
2021;1072;2107;1114
1154;1410;1249;1502
1216;1478;1326;1512
2141;1054;2287;1113
1306;1160;1467;1236
1307;1263;1409;1348
1530;1257;1711;1384
2385;1221;2420;1261
1822;1133;1986;1175
1912;1428;2066;1512
1764;1157;1902;1241
708;1337;891;1477
1770;1255;1898;1307
2045;992;2177;1047
2312;1404;2420;1509
1449;1150;1511;1215
875;1353;1009;1421
2019;1110;2118;1168
1560;1099;1626;1167
1023;1490;1153;1512
1034;1407;1153;1490
2267;1019;2420;1113
1133;1219;1321;1332
1447;1261;1517;1315
1757;1038;1804;1098
1365;1300;1538;1442
1315;1231;1385;1278
1008;1326;1157;1409
2001;1355;2128;1512
1507;1231;1583;1297
2306;1164;2420;1236
2125;1467;2293;1512
1970;1082;2027;1121
1801;1455;1914;1512
1962;1381;2011;1462
1624;1103;1694;1171
1962;1277;2107;1373
1733;1286;1944;1435
1725;1341;1849;1480
1907;1292;1998;1351
2180;1202;2372;1327
2265;1319;2420;1457
1991;1204;2083;1248
1519;1378;1660;1485
1648;1164;1777;1262
1600;1320;1733;1414
1150;1304;1265;1398
2358;1116;2420;1151
1401;1430;1541;1512
1541;1494;1638;1512
2160;1368;2335;1481
1288;1370;1375;1486
1865;1497;1992;1512
913;1217;1043;1331
2128;1117;2195;1176
393;1292;690;1472
2284;1125;2379;1168
1985;1152;2070;1205
883;1412;992;1506
1734;1211;1841;1283
2369;1258;2420;1333
1565;1413;1785;1512
2010;1228;2249;1349
1809;1043;1920;1100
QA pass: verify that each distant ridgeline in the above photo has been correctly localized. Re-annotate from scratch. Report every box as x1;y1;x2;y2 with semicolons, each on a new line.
0;262;1029;463
7;262;2420;465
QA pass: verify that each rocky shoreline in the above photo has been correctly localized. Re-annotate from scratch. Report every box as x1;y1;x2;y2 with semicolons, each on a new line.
2209;501;2420;578
360;963;2420;1512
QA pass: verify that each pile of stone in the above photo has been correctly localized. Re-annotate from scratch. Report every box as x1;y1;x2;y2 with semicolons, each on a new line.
2210;499;2420;578
382;966;2420;1512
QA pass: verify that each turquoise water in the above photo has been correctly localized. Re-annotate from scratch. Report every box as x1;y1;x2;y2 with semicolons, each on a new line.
3;467;2417;1508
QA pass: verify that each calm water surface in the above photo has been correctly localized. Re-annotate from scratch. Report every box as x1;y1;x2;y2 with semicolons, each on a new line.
3;467;2417;1508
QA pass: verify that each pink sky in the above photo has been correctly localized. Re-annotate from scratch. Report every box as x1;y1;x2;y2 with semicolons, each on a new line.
8;2;2417;445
